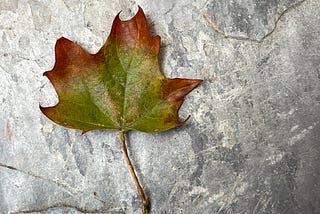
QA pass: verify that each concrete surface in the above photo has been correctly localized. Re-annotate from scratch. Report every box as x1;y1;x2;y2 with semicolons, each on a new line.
1;0;320;213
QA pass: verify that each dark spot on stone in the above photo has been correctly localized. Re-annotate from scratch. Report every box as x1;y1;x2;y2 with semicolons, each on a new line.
257;55;270;68
86;21;93;28
212;144;248;174
168;21;190;67
187;126;209;185
190;155;205;185
72;139;89;176
316;68;320;80
216;132;224;141
170;50;190;67
204;111;216;124
270;152;301;213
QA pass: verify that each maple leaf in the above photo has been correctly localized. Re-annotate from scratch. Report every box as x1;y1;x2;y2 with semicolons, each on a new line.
40;6;202;213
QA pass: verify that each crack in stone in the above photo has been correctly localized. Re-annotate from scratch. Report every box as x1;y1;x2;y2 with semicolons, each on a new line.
0;163;17;170
0;162;75;197
0;64;9;73
257;0;307;42
0;163;106;204
11;203;118;214
202;0;307;43
0;163;130;213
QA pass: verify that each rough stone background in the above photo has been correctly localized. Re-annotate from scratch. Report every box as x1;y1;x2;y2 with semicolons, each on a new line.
1;0;320;213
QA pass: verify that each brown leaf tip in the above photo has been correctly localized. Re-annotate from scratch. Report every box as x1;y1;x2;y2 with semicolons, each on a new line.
165;78;203;102
109;6;156;50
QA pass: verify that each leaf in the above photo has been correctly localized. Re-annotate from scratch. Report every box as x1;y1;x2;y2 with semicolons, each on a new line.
40;6;202;213
40;7;202;133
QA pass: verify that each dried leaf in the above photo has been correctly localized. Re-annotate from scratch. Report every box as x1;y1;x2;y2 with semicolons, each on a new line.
40;7;201;133
40;7;202;213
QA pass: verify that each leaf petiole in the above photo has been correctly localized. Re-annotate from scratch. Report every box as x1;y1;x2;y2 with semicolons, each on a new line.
119;131;148;214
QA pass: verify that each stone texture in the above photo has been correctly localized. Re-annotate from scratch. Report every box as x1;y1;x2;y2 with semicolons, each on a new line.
1;0;320;213
203;0;304;42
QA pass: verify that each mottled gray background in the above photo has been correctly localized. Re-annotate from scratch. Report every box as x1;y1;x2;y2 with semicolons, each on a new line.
1;0;320;213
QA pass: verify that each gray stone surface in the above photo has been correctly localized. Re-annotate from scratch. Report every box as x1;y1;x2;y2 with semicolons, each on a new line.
1;0;320;213
203;0;305;42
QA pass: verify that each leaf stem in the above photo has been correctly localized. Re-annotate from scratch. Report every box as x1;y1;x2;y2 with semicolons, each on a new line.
119;131;148;214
